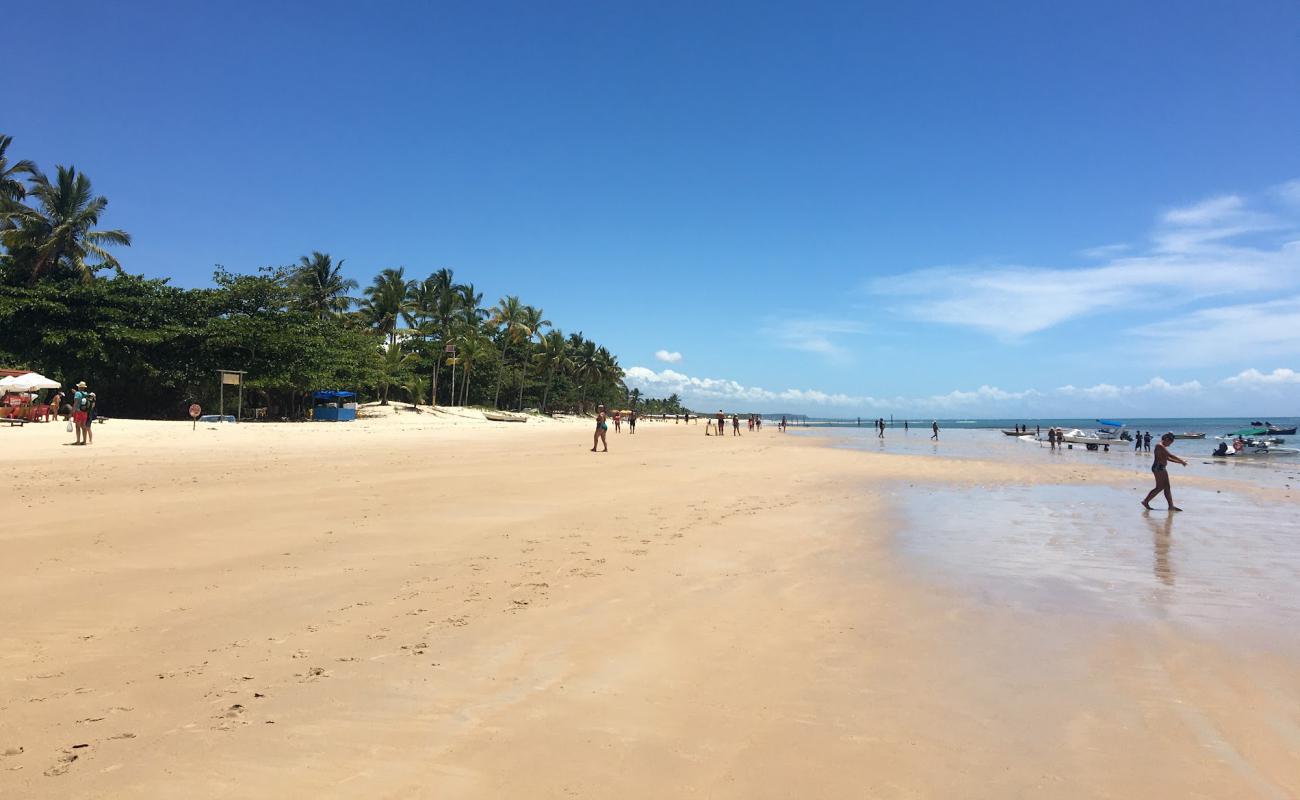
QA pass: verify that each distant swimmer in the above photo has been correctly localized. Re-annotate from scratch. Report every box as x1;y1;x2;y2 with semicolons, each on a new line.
930;420;939;440
1142;433;1187;511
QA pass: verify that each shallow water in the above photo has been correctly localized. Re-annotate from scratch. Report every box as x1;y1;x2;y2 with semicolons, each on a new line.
890;483;1300;642
812;427;1300;491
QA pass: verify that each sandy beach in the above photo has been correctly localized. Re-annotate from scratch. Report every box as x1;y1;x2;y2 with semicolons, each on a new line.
2;412;1298;798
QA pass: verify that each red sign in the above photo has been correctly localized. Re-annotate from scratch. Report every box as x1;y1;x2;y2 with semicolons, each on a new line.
189;403;202;418
444;344;456;353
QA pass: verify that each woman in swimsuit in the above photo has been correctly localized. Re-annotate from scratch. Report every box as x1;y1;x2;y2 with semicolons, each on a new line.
1142;432;1187;511
591;404;608;452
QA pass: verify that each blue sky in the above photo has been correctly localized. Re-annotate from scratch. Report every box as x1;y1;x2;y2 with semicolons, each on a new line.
8;1;1300;416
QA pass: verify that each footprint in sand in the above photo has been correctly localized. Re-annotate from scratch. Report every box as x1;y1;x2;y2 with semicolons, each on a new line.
44;752;78;777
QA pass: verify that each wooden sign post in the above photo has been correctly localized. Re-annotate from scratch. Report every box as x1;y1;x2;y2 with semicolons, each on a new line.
190;403;201;430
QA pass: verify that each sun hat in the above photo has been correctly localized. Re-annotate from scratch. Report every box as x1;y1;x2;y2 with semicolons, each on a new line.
75;381;87;388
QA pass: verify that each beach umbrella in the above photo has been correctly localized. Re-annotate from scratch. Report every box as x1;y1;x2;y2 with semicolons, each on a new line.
0;375;30;393
14;372;60;391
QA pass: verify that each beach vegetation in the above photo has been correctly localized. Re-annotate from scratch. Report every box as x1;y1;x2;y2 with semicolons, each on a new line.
0;133;628;419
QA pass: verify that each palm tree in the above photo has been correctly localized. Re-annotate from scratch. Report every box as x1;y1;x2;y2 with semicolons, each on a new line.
293;252;357;319
0;134;36;230
412;268;457;405
456;334;490;406
375;343;417;406
572;338;600;413
533;328;569;412
515;305;551;410
489;295;528;408
628;387;642;410
361;267;414;347
1;165;131;283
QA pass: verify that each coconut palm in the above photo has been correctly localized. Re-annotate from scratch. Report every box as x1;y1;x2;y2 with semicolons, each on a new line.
293;252;357;319
375;343;417;406
361;267;414;347
489;295;528;408
0;134;36;229
455;333;491;406
533;328;569;412
515;304;551;410
1;165;131;283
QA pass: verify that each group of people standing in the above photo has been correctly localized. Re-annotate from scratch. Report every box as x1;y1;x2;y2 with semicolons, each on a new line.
611;408;637;434
706;410;762;436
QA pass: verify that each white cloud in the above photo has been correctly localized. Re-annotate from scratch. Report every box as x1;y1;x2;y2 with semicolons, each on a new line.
654;349;683;363
763;317;869;360
871;182;1300;338
1133;295;1300;366
1161;194;1244;226
1221;367;1300;387
626;365;1230;416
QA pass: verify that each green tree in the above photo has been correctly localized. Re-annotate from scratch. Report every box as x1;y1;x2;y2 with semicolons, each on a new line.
0;134;37;230
489;295;528;408
360;267;413;347
292;251;357;319
514;304;551;410
533;328;569;412
1;165;131;284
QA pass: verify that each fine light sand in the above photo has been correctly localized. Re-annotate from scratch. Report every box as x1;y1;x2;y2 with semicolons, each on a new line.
2;412;1298;798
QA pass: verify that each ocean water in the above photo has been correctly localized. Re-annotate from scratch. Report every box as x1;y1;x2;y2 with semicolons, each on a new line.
800;421;1300;491
788;416;1300;440
799;419;1300;642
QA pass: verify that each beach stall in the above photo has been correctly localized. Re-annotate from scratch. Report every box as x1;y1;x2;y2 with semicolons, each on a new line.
311;390;357;422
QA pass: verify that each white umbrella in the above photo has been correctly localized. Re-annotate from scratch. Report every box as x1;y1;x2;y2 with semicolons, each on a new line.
14;372;61;391
0;375;29;393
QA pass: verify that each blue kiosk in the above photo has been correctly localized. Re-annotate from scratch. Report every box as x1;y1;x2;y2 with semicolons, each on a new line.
311;390;357;422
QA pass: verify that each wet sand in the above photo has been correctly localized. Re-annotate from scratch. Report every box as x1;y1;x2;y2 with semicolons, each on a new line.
2;416;1298;798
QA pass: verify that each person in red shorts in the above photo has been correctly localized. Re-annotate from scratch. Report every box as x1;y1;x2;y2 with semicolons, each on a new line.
71;381;90;444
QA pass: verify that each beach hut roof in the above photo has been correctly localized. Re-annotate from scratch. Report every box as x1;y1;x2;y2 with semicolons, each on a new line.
312;390;356;400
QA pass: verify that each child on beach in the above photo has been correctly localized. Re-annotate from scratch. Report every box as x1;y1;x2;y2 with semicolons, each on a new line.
1142;433;1187;511
613;409;622;433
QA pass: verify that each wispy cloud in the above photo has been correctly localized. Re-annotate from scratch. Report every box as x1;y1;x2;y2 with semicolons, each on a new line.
871;181;1300;338
1133;295;1300;366
624;366;1256;415
654;349;683;363
762;317;869;360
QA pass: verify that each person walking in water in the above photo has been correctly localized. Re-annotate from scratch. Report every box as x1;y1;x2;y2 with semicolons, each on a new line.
1134;431;1142;452
591;404;608;452
1143;431;1152;452
1142;433;1187;511
930;420;939;440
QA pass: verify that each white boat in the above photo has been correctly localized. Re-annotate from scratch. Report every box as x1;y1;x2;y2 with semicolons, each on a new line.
1210;442;1299;458
483;411;527;423
1171;432;1205;439
1056;428;1121;447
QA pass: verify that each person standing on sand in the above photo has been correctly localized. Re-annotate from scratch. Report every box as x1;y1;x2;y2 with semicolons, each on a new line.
591;404;608;452
732;414;741;436
931;420;939;440
613;409;622;433
628;409;637;434
84;393;97;445
716;410;725;439
1142;433;1188;511
71;381;89;445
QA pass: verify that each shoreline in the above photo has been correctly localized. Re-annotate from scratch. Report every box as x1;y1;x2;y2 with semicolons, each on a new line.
2;418;1297;797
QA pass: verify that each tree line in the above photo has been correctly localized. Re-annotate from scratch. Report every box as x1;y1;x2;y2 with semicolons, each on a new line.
0;133;630;419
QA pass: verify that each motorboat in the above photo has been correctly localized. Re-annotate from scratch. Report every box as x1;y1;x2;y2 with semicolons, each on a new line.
1211;441;1299;458
1171;432;1205;439
1250;421;1297;435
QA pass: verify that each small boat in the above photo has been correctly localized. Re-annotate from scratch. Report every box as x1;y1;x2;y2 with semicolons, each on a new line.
1250;422;1297;435
483;411;527;423
1001;429;1032;436
1171;432;1205;439
1211;443;1299;458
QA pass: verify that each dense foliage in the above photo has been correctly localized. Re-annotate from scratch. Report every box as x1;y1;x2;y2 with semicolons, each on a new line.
0;134;629;419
